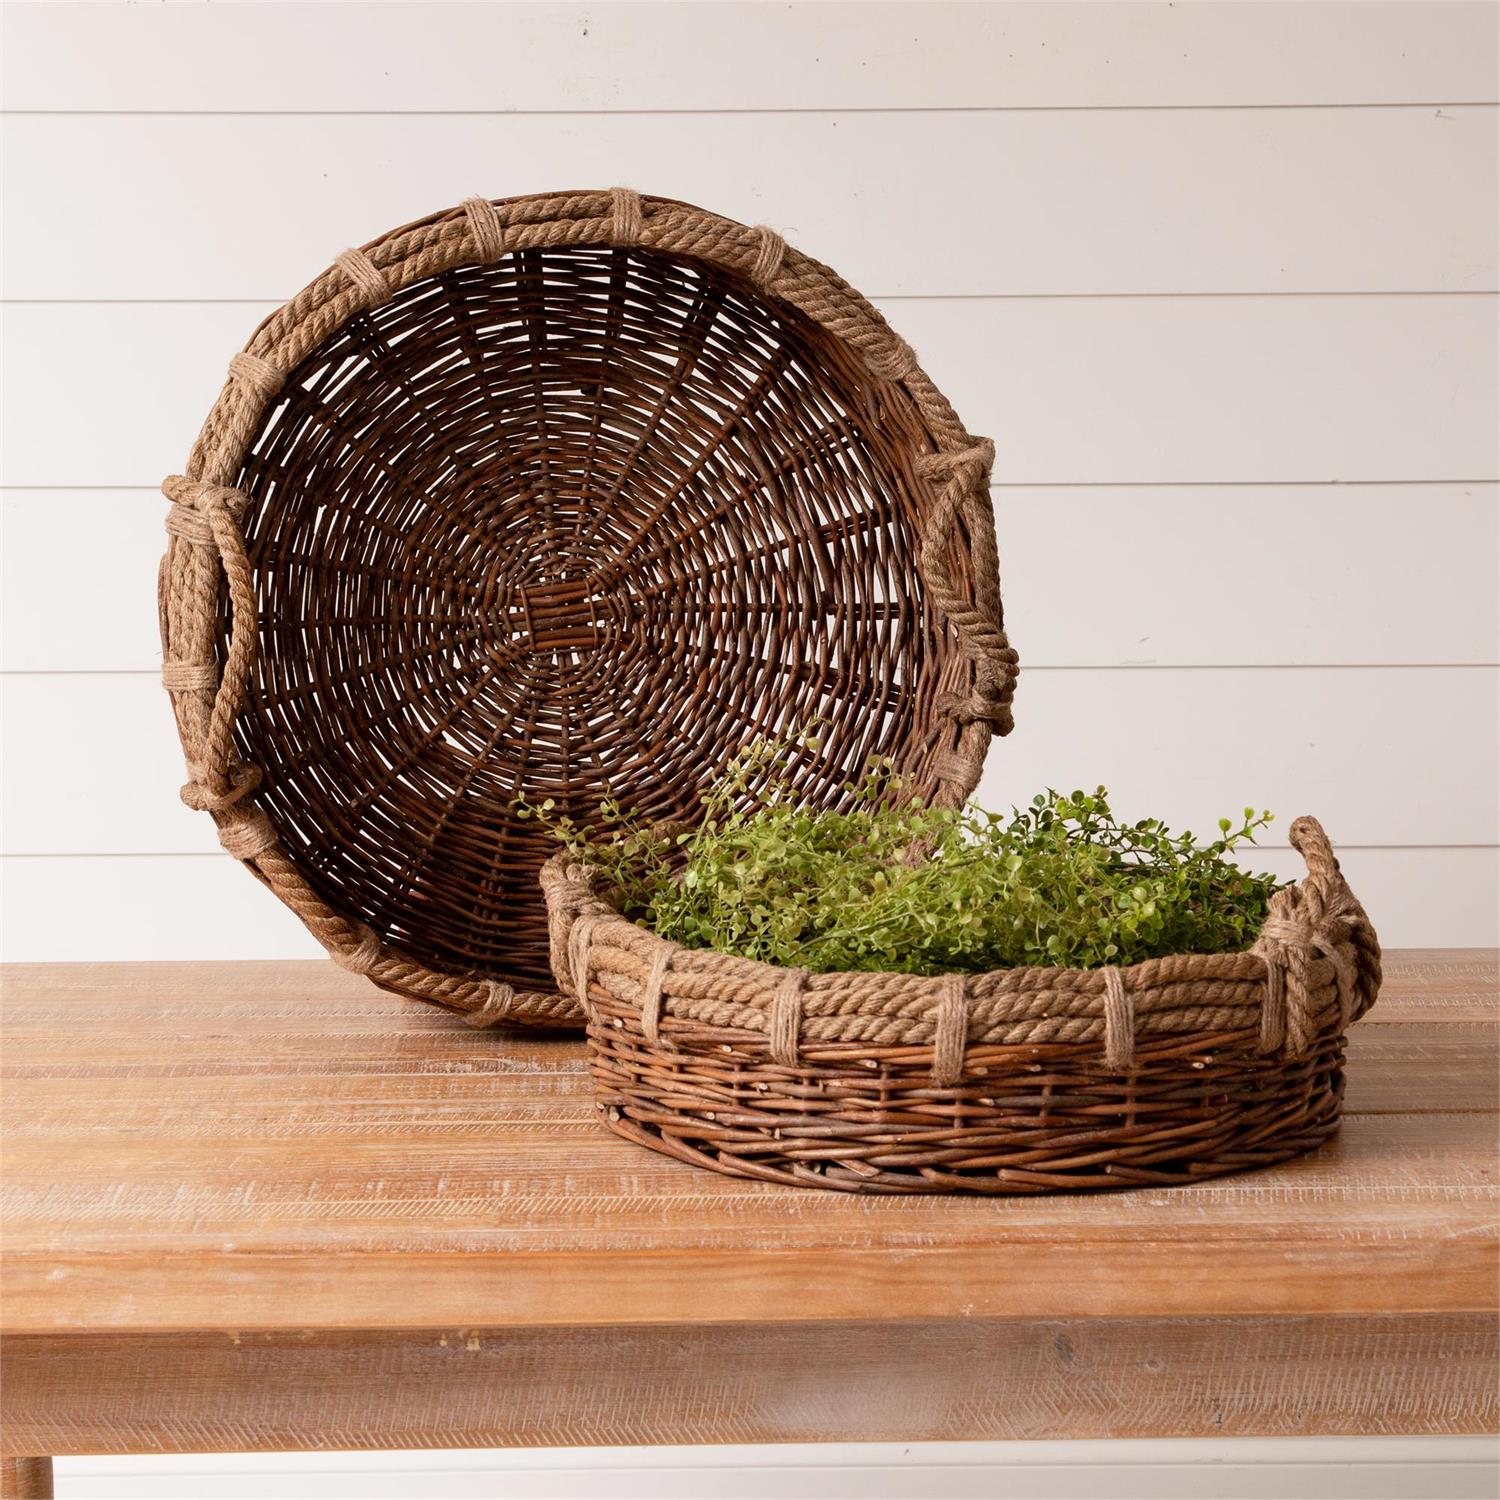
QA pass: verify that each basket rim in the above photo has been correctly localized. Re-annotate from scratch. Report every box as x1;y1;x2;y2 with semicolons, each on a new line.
542;813;1382;1079
159;188;1019;1027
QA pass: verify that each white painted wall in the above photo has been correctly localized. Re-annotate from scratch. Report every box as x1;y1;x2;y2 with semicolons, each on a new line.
46;1438;1500;1500
2;2;1497;1492
3;1;1496;955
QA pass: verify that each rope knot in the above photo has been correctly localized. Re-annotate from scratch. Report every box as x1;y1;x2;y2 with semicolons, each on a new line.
1252;884;1361;1057
228;351;284;404
1101;966;1135;1070
465;979;518;1028
916;439;996;484
1258;914;1321;950
609;187;644;245
335;247;392;310
935;686;1015;733
750;226;786;288
462;196;506;262
929;751;974;787
180;762;262;812
868;337;919;383
218;808;278;862
332;923;383;977
161;661;218;693
768;967;810;1068
639;941;680;1047
931;973;970;1086
162;475;250;521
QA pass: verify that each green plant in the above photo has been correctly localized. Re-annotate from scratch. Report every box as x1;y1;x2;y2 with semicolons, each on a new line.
533;740;1285;976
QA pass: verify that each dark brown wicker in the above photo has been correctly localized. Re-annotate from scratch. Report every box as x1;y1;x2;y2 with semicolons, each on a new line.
541;818;1381;1194
159;190;1017;1027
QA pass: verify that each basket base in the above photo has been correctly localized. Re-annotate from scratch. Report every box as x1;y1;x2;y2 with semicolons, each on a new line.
587;1021;1346;1195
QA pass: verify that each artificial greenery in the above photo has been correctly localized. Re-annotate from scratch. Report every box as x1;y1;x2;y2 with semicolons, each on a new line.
532;739;1284;976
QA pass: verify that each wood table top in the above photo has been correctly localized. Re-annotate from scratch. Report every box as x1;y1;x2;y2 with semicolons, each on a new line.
3;951;1496;1336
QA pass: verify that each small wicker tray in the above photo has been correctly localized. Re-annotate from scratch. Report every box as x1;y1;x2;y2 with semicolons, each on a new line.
159;190;1017;1028
541;818;1381;1194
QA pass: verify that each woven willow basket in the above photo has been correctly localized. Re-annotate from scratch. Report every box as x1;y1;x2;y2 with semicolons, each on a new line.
160;190;1017;1028
541;818;1381;1194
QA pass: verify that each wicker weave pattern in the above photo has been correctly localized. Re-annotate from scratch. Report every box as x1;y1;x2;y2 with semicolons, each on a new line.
160;191;1017;1026
541;817;1381;1193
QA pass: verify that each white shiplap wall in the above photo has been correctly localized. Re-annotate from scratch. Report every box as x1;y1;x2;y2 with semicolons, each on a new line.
2;1;1496;963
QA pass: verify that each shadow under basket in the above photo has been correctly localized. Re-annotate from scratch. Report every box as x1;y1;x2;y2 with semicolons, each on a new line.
541;817;1381;1194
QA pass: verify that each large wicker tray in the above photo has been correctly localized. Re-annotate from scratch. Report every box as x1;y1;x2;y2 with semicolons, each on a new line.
159;190;1018;1028
542;818;1381;1194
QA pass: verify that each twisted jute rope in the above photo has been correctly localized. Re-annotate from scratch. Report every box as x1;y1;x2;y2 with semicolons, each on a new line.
162;190;1019;1028
540;816;1381;1085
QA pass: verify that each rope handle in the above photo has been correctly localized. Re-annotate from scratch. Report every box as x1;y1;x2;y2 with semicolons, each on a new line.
161;475;259;810
1288;815;1341;887
1254;815;1380;1057
914;439;1018;739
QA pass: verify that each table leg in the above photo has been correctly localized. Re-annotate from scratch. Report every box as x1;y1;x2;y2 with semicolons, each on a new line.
0;1458;53;1499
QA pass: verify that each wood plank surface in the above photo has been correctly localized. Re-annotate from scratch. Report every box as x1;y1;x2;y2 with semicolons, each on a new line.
8;109;1496;299
4;1317;1495;1455
8;2;1496;113
1;953;1495;1335
6;297;1495;489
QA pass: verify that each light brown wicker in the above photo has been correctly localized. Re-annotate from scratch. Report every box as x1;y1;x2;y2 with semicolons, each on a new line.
541;817;1381;1194
159;190;1017;1028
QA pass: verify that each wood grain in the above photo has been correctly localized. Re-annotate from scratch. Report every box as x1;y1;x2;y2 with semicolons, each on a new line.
1;954;1495;1334
0;1459;51;1499
1;953;1494;1452
3;1317;1494;1456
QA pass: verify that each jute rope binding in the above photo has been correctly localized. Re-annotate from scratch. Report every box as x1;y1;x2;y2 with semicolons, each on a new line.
161;189;1019;1029
541;816;1381;1077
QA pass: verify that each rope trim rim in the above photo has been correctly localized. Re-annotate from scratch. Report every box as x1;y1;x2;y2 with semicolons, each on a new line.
540;816;1381;1071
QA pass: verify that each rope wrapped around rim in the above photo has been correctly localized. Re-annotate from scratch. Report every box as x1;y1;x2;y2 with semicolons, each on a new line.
541;815;1380;1082
160;189;1018;1028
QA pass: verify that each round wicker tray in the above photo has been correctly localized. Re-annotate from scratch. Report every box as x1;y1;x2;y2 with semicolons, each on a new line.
541;818;1381;1194
159;190;1018;1028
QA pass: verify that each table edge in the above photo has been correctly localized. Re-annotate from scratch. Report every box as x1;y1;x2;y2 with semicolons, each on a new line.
4;1239;1496;1335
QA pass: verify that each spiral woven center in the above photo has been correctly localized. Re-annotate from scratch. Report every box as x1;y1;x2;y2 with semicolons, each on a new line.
229;244;960;990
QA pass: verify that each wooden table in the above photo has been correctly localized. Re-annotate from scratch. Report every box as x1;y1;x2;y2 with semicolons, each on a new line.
3;953;1496;1498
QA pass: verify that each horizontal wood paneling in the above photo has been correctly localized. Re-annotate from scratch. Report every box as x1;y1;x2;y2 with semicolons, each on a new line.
6;2;1496;112
2;838;1495;963
5;668;1495;855
2;3;1493;960
1;859;326;963
998;484;1500;666
6;485;1495;674
6;109;1495;298
4;297;1494;489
